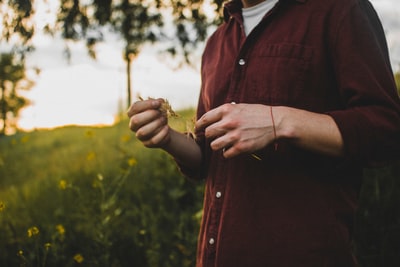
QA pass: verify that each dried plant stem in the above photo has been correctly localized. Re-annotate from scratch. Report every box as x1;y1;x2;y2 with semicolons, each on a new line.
137;95;195;138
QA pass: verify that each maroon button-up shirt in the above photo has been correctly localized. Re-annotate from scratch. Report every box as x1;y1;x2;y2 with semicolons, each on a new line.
180;0;400;266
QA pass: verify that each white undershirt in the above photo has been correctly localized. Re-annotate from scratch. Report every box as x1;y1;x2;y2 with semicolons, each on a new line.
242;0;279;36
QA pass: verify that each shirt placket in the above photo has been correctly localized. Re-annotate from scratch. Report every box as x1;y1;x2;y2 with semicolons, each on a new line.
203;5;280;266
204;159;228;264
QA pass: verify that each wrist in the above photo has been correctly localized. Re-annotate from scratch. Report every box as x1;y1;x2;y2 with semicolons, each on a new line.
273;106;297;141
158;126;173;150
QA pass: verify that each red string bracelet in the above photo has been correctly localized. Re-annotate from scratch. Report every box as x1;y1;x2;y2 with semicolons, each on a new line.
270;106;278;151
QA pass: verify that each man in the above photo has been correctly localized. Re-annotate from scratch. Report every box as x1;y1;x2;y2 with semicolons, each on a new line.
127;0;400;266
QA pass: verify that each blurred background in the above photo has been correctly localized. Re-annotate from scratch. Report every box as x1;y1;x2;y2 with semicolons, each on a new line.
0;0;399;267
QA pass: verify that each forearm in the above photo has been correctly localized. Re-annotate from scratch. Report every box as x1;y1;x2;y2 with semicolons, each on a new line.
274;106;344;157
161;128;203;173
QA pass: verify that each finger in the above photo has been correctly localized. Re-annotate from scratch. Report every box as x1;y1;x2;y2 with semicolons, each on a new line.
196;102;238;131
222;146;238;158
214;132;251;158
142;125;170;148
209;130;236;151
195;106;224;131
203;111;238;140
127;99;161;117
210;138;229;152
204;121;226;139
222;140;256;159
129;109;163;132
135;114;167;140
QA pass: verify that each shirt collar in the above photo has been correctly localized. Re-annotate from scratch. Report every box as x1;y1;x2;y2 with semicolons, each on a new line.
223;0;307;21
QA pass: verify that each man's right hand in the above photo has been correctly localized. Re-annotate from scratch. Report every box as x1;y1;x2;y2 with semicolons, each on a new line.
127;98;171;148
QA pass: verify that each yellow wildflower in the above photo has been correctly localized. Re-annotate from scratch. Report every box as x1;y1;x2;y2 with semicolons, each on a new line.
73;253;84;263
0;201;5;212
21;135;29;143
27;226;39;237
17;250;24;256
84;130;95;138
56;224;65;235
59;180;67;190
127;158;137;166
44;243;52;250
139;229;146;235
86;151;96;161
121;134;131;142
92;180;99;188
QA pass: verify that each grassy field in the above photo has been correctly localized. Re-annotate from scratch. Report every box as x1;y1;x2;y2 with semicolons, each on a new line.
0;109;204;267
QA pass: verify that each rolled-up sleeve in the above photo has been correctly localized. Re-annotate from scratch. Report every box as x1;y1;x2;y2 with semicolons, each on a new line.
326;1;400;164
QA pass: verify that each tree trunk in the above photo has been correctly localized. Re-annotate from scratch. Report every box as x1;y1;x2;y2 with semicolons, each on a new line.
0;81;7;136
126;56;132;109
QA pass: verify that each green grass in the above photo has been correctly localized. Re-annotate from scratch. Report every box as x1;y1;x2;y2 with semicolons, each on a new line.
0;108;204;267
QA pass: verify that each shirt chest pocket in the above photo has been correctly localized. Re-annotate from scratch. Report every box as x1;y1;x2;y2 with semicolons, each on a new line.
243;43;314;107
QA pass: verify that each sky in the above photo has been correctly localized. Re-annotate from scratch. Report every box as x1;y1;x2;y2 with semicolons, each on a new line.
15;0;400;131
20;38;202;130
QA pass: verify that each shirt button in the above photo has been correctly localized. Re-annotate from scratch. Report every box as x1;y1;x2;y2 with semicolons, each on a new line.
238;58;246;65
216;191;222;198
209;238;215;245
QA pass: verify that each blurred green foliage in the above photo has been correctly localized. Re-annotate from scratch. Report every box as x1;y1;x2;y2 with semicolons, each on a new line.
355;163;400;267
0;109;204;267
395;71;400;95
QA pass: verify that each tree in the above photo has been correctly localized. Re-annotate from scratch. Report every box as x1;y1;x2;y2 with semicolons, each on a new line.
108;0;163;108
0;53;35;135
0;0;35;56
164;0;221;64
56;0;164;108
0;0;37;135
3;0;223;109
55;0;222;108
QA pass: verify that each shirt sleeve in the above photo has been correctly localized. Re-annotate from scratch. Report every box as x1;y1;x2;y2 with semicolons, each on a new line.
326;0;400;165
